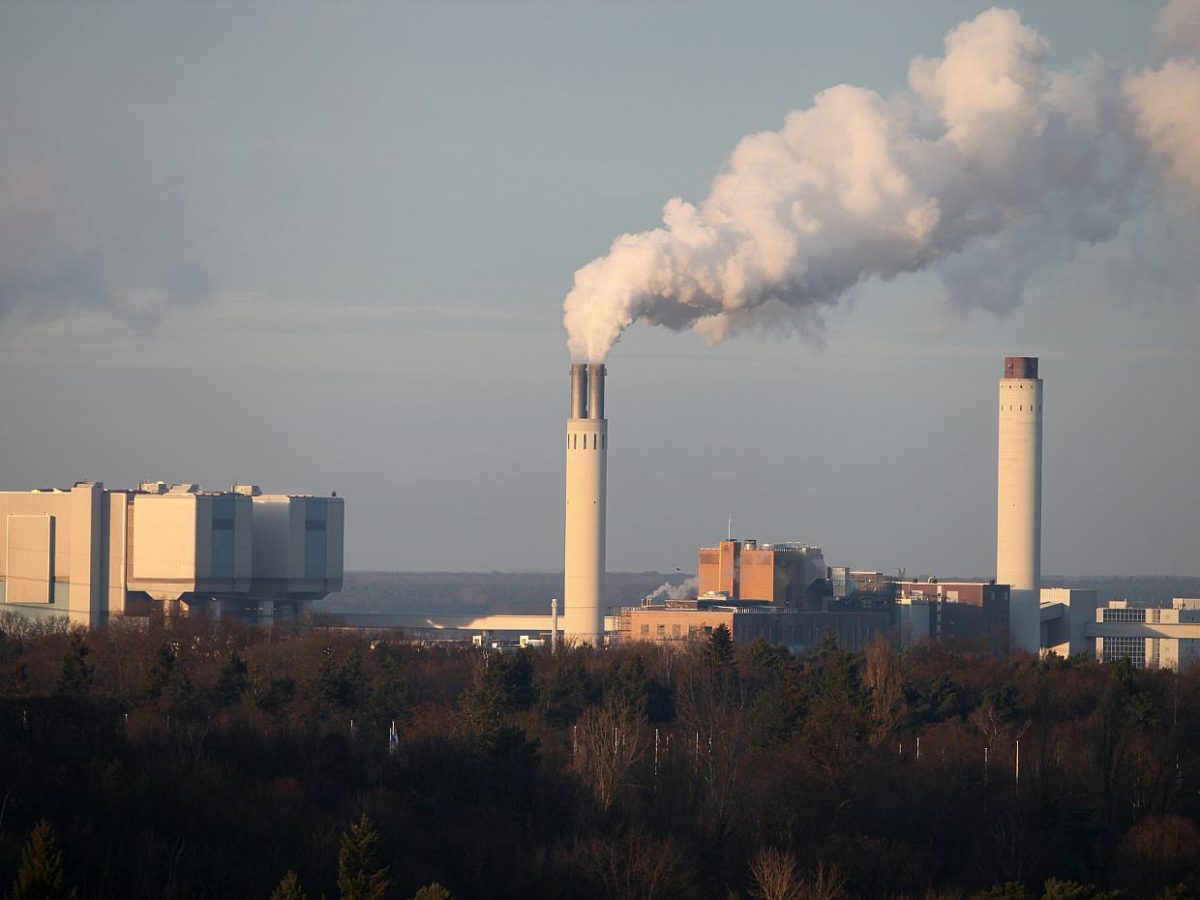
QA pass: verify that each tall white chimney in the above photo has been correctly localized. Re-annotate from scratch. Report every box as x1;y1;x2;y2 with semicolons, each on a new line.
996;356;1042;653
563;363;607;645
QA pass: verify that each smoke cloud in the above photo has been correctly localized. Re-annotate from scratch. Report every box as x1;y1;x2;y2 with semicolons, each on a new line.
0;161;213;325
563;6;1200;362
644;575;699;603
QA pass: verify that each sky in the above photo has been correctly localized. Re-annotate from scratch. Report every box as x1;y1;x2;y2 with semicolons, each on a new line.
0;1;1197;577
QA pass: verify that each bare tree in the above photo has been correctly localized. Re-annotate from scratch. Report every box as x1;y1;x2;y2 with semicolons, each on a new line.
675;649;748;837
795;862;847;900
573;701;648;812
748;847;803;900
580;827;693;900
862;635;905;747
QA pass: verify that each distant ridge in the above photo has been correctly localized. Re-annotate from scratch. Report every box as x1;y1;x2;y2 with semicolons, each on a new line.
949;575;1200;606
319;571;690;614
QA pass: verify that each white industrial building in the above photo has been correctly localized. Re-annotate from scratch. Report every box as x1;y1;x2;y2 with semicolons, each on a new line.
1039;587;1098;657
1088;599;1200;670
0;481;343;627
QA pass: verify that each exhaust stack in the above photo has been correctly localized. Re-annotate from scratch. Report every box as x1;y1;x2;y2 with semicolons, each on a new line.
563;363;607;645
997;356;1042;653
570;363;588;419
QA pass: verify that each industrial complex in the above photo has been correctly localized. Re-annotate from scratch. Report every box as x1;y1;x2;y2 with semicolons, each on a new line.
2;354;1193;670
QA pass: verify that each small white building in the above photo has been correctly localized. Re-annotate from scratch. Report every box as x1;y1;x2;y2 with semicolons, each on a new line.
0;481;343;626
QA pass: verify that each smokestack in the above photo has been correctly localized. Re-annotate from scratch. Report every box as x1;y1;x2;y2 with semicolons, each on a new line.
997;356;1042;653
563;363;608;645
587;363;605;419
570;363;588;419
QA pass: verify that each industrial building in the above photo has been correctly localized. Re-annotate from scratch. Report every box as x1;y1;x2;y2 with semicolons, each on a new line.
893;580;1010;654
619;601;890;655
563;362;607;645
0;481;343;626
996;355;1043;653
1088;599;1200;669
1039;587;1098;657
697;539;826;607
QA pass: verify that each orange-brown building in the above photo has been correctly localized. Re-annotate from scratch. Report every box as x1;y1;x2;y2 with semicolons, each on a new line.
697;539;826;607
619;604;890;653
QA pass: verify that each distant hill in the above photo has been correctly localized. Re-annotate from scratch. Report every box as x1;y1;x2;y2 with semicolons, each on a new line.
322;572;1200;615
318;571;690;614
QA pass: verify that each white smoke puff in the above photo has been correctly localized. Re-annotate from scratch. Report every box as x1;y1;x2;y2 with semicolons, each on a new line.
645;575;699;603
562;8;1153;362
1126;60;1200;201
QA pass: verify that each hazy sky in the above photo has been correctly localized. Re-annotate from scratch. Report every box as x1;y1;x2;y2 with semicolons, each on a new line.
1;1;1197;577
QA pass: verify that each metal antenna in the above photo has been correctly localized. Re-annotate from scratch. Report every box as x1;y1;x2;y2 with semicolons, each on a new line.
727;515;732;540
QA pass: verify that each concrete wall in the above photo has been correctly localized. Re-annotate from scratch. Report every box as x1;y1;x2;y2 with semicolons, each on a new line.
5;515;54;603
130;493;198;599
250;495;345;597
626;608;735;643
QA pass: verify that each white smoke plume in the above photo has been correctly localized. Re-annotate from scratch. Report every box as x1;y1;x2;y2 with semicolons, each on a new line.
563;6;1200;362
645;575;699;603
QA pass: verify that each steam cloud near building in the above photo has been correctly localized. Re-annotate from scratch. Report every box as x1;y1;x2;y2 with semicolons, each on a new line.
563;3;1200;363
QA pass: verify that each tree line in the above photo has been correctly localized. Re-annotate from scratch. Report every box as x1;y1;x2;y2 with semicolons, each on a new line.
0;611;1198;898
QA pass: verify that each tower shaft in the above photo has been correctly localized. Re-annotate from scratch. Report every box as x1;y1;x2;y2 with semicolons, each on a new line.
997;356;1042;653
563;363;607;644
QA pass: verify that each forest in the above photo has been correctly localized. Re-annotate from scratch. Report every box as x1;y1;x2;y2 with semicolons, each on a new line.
1;612;1199;899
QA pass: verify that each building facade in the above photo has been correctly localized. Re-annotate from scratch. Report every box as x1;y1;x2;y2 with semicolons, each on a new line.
620;602;890;655
697;539;826;607
1039;587;1098;657
894;580;1010;654
0;481;343;626
1089;599;1200;669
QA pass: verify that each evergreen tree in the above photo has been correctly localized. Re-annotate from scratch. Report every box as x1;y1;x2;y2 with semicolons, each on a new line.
709;623;734;668
143;643;178;701
214;651;250;707
411;885;451;900
268;870;309;900
337;814;390;900
10;819;76;900
55;633;93;697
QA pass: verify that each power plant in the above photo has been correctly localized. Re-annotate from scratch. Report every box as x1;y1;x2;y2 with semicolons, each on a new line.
563;363;607;644
996;356;1043;653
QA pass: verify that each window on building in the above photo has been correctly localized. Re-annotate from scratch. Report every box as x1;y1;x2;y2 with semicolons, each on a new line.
672;624;682;638
656;624;665;637
640;624;649;635
1101;636;1146;668
1102;608;1146;624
